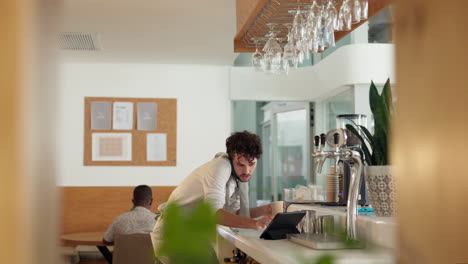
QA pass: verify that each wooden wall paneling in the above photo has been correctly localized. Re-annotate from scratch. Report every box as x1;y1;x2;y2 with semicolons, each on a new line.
61;186;176;235
394;0;468;263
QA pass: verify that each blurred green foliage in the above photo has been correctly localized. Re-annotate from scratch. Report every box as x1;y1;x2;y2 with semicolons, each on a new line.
314;255;335;264
297;253;336;264
157;202;219;264
346;78;393;166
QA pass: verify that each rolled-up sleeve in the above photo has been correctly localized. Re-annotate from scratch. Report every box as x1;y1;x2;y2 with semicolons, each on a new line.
103;220;116;242
202;158;231;211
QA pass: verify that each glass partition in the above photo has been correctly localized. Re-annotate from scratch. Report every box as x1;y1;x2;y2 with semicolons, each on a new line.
261;123;272;201
273;107;309;200
233;94;358;204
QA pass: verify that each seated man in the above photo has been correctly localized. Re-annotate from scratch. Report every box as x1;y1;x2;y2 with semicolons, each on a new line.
100;185;156;263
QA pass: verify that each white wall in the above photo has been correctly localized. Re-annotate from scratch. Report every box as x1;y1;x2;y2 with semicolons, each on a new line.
58;63;231;186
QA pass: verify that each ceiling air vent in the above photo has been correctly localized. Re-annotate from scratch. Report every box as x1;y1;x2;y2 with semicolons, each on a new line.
59;32;102;51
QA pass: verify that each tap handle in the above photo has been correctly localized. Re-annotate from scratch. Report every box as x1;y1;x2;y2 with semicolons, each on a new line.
320;133;326;149
314;136;320;149
333;133;339;145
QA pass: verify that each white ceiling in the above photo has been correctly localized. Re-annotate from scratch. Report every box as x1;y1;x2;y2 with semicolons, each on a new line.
60;0;238;65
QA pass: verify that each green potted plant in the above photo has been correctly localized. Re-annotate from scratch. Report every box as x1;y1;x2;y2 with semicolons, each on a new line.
345;78;396;216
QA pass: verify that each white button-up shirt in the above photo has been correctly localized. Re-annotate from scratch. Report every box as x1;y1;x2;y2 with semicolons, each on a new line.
104;206;156;242
158;154;238;214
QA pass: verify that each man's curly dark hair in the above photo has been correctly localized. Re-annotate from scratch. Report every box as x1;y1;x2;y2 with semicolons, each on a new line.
226;131;262;161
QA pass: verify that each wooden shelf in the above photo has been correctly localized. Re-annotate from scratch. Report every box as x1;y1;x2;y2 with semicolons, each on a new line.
234;0;391;52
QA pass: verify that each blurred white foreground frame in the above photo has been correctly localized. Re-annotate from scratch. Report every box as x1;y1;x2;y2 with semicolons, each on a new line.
147;133;167;161
113;102;133;130
92;133;132;161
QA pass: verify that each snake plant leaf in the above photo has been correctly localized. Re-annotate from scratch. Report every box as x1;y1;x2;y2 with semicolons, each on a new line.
357;125;372;144
348;119;372;144
370;81;389;165
357;125;378;165
382;78;393;118
379;80;391;140
380;78;392;165
368;81;380;121
373;131;387;165
347;125;376;165
347;79;393;166
345;124;373;165
370;83;388;137
376;79;392;165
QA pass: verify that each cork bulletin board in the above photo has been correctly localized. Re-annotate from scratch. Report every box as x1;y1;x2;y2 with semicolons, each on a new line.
84;97;177;166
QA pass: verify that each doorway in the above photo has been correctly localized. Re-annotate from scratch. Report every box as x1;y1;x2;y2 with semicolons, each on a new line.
261;102;314;201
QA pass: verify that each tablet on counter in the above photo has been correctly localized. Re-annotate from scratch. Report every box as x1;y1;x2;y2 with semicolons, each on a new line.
259;211;306;240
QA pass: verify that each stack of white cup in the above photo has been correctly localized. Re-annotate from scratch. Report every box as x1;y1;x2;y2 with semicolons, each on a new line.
326;166;339;202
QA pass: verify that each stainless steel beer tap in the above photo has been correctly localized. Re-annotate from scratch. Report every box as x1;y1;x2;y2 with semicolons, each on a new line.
336;147;363;241
311;129;363;242
288;129;364;249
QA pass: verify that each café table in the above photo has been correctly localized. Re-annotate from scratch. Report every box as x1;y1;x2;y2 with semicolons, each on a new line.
61;231;112;263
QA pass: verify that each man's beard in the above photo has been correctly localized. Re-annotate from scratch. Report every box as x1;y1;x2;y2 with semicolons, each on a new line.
238;174;250;182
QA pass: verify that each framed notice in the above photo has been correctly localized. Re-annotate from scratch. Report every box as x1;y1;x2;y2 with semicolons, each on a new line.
92;133;132;161
84;97;177;166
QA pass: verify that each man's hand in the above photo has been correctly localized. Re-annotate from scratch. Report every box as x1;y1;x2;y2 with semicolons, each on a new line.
217;208;277;230
254;215;273;230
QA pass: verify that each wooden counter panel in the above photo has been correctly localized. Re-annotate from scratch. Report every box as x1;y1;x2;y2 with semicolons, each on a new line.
60;186;175;234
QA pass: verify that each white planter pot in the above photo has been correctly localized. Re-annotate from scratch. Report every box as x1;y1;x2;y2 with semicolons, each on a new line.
365;166;396;217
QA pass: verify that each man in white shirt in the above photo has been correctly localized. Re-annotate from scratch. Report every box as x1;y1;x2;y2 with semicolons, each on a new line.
151;131;274;263
101;185;157;263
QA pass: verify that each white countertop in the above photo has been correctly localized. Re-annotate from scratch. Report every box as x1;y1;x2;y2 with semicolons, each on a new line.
216;204;397;264
217;225;395;264
286;204;397;249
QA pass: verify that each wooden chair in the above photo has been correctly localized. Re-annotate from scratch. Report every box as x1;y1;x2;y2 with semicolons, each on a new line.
113;234;155;264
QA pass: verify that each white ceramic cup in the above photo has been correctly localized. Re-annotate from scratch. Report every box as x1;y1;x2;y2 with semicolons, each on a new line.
270;201;285;215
